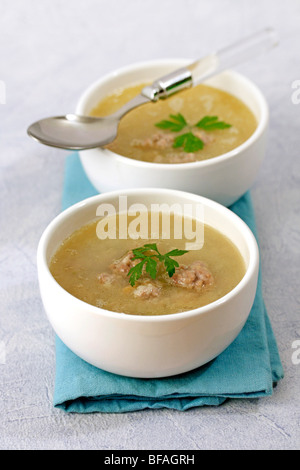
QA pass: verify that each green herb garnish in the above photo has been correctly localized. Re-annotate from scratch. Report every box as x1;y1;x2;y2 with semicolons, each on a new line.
155;113;231;153
196;115;232;131
173;132;204;152
128;243;188;286
154;113;187;132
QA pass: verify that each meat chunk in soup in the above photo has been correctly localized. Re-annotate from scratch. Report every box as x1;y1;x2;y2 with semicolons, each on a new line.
131;130;214;151
97;272;117;285
110;250;138;276
169;261;214;290
99;250;214;300
131;131;174;149
132;280;161;299
153;152;197;163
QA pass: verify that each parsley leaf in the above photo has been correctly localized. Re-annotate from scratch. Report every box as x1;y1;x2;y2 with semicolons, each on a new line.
154;113;232;154
173;132;204;153
145;257;157;279
128;259;147;286
128;244;188;286
196;116;231;131
163;256;179;278
155;113;187;132
165;248;190;257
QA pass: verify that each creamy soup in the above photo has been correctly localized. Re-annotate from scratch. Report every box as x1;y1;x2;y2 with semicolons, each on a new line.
90;83;257;164
50;213;246;316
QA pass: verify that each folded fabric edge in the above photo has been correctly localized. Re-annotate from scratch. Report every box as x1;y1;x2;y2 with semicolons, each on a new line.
54;386;278;413
264;303;284;383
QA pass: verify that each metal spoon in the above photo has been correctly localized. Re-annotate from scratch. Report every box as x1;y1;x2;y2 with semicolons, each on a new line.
27;28;278;151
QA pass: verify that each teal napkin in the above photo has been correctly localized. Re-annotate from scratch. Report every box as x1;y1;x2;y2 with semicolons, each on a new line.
53;152;283;413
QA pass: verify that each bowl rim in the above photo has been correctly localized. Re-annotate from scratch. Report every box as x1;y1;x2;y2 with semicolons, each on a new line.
37;188;259;323
76;58;269;169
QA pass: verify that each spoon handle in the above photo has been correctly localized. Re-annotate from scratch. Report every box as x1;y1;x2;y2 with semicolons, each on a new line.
142;28;278;101
188;27;279;84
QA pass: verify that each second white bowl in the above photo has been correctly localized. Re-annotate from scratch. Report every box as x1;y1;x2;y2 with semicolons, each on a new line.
76;59;269;207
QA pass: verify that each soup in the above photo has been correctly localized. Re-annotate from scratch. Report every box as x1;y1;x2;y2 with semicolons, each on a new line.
90;83;257;164
50;213;246;316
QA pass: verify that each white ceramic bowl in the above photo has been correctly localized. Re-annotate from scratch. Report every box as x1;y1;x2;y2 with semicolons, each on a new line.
37;188;259;378
76;59;269;207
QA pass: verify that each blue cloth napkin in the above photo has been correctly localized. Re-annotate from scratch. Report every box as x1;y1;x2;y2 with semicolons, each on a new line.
53;152;283;413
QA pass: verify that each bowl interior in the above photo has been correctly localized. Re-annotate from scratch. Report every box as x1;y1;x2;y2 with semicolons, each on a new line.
43;191;255;278
76;59;265;125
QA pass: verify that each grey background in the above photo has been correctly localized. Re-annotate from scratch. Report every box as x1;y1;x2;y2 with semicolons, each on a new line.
0;0;299;450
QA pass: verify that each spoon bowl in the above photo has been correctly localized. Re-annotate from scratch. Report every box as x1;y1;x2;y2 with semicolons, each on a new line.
27;92;150;150
27;114;119;150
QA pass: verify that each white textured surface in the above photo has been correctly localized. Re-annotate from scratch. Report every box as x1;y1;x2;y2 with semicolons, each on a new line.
0;0;299;450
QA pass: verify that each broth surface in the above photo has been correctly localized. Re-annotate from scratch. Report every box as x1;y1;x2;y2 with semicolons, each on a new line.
50;214;246;316
90;83;257;164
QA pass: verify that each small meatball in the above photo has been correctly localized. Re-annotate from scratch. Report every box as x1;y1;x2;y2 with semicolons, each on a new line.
97;272;116;285
131;132;174;149
193;128;214;144
132;281;161;299
170;261;214;290
110;250;139;276
161;152;197;164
